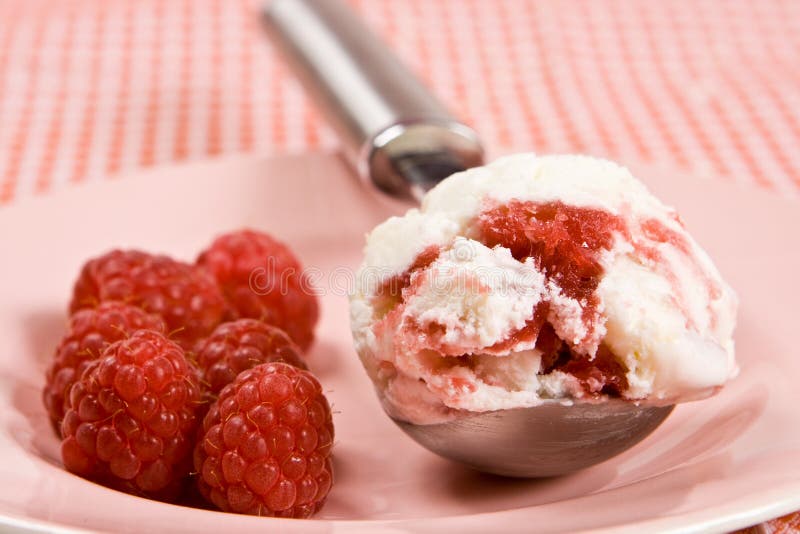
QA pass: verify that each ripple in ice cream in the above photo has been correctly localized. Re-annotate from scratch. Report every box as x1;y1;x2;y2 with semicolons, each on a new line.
349;154;738;424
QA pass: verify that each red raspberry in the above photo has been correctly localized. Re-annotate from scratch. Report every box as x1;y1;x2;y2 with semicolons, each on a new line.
196;319;308;396
60;330;201;501
43;302;165;431
196;230;319;352
194;363;334;518
69;250;228;350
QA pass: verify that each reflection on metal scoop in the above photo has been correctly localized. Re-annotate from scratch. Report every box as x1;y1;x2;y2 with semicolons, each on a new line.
394;401;675;477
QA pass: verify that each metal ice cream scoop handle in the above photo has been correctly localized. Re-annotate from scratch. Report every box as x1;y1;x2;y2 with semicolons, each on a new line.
263;0;675;477
261;0;484;202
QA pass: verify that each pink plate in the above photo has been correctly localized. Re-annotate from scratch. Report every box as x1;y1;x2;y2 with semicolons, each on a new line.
1;153;799;533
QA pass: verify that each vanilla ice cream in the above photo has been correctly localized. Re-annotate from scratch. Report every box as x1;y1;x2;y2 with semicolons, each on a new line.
350;154;737;424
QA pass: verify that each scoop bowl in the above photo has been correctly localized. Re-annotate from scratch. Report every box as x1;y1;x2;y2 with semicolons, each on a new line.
392;400;675;477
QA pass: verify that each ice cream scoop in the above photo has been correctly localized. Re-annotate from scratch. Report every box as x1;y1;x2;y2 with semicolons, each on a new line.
348;154;736;475
262;0;735;477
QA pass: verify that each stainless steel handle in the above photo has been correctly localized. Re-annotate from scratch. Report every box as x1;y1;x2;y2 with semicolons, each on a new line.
261;0;484;201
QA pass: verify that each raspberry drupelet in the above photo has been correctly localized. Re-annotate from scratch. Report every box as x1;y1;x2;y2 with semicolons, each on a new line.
43;302;166;431
60;330;202;501
195;319;308;396
194;363;334;518
196;230;319;352
69;250;228;350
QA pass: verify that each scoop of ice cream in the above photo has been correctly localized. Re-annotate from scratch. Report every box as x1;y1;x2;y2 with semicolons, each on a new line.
349;154;737;424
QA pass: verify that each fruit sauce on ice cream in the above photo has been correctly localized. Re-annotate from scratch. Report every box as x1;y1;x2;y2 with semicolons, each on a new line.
350;154;738;424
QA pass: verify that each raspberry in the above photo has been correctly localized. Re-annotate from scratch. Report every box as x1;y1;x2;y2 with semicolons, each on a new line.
196;230;319;352
60;330;201;501
69;250;228;350
194;363;334;518
195;319;308;396
43;302;165;431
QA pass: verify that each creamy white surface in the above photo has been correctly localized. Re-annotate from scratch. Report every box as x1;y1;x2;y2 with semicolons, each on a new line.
401;238;545;351
350;154;738;424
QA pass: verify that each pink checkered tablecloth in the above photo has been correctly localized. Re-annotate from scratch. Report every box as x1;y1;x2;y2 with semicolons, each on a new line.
0;0;797;530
